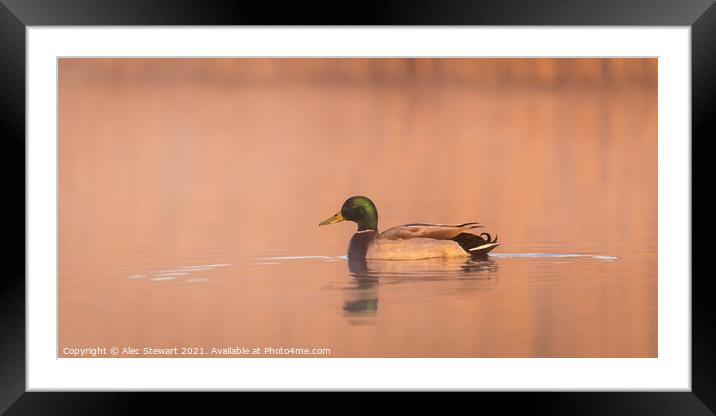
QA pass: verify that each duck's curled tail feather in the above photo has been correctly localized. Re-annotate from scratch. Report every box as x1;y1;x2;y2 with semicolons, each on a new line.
452;232;500;257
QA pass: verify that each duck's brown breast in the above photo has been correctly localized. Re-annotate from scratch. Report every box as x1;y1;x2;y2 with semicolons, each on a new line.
347;230;379;258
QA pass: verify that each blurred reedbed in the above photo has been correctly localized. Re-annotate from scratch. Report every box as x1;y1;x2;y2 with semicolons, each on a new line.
59;58;657;87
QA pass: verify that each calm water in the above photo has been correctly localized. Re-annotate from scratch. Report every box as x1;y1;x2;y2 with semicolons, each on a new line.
58;247;653;357
58;59;657;357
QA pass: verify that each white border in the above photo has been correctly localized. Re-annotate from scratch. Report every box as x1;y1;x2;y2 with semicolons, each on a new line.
27;27;690;391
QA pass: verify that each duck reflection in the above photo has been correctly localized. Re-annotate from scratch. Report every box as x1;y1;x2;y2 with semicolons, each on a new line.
342;256;498;320
342;257;380;317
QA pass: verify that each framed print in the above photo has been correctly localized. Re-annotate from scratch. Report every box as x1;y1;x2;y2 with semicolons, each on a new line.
0;0;709;414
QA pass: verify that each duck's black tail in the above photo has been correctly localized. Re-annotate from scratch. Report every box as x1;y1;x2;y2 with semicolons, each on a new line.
452;232;500;258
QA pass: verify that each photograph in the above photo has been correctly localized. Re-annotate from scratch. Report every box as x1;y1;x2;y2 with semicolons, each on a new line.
57;57;657;358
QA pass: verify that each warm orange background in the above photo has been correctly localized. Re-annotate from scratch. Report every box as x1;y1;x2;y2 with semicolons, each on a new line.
59;59;656;357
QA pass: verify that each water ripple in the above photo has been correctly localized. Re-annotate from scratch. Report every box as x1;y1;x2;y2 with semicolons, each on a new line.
490;253;619;261
127;262;231;282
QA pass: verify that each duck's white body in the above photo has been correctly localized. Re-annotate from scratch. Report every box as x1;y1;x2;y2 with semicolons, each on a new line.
347;224;499;260
365;237;470;260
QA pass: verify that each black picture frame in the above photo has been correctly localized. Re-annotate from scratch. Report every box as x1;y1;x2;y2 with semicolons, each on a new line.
0;0;708;414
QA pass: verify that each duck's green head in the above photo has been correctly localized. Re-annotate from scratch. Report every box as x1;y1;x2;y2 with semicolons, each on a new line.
319;196;378;231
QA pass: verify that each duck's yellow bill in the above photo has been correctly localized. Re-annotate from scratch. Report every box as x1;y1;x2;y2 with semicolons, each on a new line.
319;212;344;226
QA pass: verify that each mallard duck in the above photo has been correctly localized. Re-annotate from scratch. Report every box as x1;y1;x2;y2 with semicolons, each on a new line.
319;196;499;260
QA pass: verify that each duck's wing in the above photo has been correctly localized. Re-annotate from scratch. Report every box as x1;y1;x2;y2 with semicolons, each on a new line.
378;222;483;241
